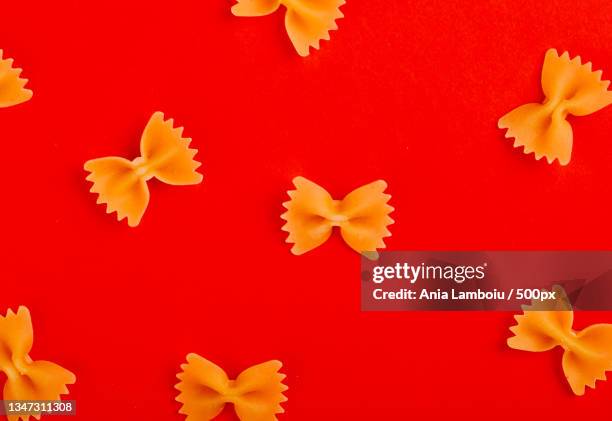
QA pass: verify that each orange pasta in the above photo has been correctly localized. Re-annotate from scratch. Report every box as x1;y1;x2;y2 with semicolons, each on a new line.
84;112;203;227
0;50;32;108
508;286;612;395
0;307;75;421
499;49;612;165
176;354;287;421
231;0;345;57
281;176;394;257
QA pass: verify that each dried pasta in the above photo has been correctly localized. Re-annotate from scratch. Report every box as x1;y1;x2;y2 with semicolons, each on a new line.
84;112;203;227
232;0;345;56
508;286;612;395
0;50;32;108
0;307;75;421
281;176;394;256
176;354;287;421
499;49;612;165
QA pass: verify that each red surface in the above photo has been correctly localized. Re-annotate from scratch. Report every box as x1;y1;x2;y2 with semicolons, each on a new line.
2;0;612;419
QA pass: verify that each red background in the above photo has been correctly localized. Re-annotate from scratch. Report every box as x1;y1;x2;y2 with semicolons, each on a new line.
2;0;612;419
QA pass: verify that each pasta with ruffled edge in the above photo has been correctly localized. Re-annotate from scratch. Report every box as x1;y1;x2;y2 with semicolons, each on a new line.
0;50;32;108
498;49;612;165
508;285;612;395
0;307;76;421
232;0;345;57
175;354;287;421
84;112;203;227
281;176;394;258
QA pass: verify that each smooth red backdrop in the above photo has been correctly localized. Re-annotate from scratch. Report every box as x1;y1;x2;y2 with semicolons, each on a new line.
2;0;612;419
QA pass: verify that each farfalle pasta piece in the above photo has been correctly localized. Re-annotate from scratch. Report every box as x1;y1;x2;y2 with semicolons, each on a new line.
0;50;33;108
84;112;203;227
281;176;394;256
231;0;345;57
0;307;76;421
175;354;288;421
508;286;612;396
498;49;612;165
